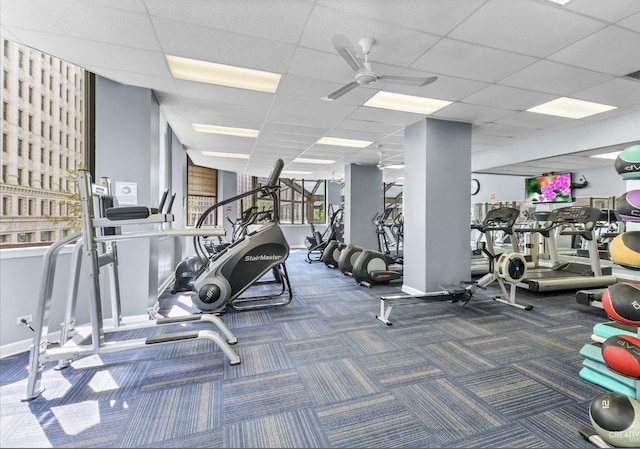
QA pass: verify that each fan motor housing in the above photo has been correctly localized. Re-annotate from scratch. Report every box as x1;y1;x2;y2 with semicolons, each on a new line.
356;71;378;85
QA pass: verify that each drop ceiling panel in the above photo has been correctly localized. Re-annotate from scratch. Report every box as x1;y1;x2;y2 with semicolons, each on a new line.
548;26;640;75
462;85;557;111
492;111;574;129
435;103;514;123
449;0;606;57
498;60;613;96
572;78;640;109
261;122;327;138
565;0;640;24
397;72;489;102
411;39;537;83
617;10;640;32
1;0;160;51
316;0;485;37
152;17;296;72
175;81;275;108
180;0;314;44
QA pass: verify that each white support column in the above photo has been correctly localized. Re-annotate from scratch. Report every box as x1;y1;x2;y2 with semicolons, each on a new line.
402;117;472;294
343;163;382;249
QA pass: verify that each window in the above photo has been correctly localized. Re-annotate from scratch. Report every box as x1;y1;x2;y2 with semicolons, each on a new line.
186;159;217;226
3;39;8;56
0;39;91;248
278;178;327;225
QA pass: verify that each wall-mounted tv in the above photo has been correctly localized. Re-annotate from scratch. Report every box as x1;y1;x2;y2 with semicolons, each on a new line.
525;173;573;204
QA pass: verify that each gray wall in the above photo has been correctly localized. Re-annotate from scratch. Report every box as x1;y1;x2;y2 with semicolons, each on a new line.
472;165;626;204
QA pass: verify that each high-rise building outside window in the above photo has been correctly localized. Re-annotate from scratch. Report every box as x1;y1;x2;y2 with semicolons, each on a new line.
0;38;89;248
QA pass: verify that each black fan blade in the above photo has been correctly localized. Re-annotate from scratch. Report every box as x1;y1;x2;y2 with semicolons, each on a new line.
378;75;438;86
332;34;365;71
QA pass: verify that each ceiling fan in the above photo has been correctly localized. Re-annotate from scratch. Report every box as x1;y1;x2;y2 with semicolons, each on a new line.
322;34;438;101
376;150;404;170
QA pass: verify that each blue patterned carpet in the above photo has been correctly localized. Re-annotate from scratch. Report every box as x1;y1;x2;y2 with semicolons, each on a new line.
0;249;613;448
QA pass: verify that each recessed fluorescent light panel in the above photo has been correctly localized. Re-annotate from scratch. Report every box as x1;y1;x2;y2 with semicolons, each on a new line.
201;151;250;159
192;124;259;138
385;164;405;169
316;137;372;148
282;170;313;175
526;97;617;119
364;91;452;115
167;55;281;93
293;158;336;164
590;151;622;160
547;0;572;5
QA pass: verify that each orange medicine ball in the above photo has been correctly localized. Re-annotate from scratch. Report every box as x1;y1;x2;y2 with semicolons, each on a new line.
609;231;640;270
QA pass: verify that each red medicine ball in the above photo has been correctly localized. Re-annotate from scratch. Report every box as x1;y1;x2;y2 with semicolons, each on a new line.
602;334;640;379
602;282;640;326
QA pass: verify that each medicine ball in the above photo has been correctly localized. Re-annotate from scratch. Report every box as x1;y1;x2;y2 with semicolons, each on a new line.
617;190;640;222
590;392;640;447
609;231;640;270
602;334;640;379
602;282;640;326
615;144;640;179
171;256;204;294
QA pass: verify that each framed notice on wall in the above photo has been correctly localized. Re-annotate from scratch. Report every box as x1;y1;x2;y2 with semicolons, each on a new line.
115;182;138;205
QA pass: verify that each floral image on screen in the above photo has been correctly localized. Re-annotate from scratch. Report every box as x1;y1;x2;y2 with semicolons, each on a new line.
525;173;572;203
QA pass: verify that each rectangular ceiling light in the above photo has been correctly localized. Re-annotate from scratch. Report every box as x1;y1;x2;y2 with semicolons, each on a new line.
201;151;250;159
282;170;313;175
526;97;617;119
293;157;336;164
192;123;259;138
166;55;281;93
385;164;405;169
590;151;622;160
547;0;572;5
316;137;372;148
364;91;452;115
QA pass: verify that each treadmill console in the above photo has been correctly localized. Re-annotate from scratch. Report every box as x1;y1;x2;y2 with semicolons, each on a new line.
483;207;520;234
544;206;601;239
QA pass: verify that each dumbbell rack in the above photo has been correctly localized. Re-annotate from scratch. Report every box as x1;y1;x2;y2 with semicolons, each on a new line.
23;169;240;401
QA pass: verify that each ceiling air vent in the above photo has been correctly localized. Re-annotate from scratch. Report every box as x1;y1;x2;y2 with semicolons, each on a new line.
624;70;640;81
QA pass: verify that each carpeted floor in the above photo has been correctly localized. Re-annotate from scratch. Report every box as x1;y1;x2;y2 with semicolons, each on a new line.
0;249;615;448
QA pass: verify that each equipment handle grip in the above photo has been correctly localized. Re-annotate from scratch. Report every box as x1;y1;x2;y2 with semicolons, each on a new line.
266;159;284;187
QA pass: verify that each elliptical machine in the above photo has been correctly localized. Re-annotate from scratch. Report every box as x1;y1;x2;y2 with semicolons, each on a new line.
190;159;293;313
352;215;404;287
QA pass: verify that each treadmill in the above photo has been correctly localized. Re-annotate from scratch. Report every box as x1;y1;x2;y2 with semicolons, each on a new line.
518;206;618;293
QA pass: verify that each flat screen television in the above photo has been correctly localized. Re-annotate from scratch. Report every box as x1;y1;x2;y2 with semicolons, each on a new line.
524;173;573;204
